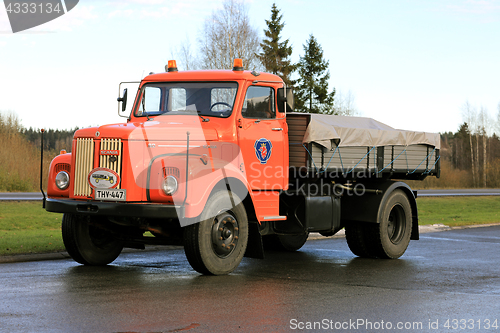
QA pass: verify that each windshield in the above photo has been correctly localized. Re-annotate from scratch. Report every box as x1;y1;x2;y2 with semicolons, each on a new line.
134;82;238;118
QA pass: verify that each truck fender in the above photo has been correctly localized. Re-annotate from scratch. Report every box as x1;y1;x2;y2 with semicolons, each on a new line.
341;181;419;240
46;153;72;198
182;162;250;220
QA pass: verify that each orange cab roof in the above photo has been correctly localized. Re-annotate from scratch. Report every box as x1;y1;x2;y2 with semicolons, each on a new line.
143;70;283;83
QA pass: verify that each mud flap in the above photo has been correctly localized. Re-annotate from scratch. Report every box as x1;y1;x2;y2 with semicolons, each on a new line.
244;222;264;259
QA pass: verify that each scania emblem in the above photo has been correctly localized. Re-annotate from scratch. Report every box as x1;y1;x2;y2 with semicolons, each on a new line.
254;138;272;164
88;168;120;189
100;150;120;156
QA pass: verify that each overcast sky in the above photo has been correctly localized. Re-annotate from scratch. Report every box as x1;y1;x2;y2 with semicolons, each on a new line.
0;0;499;134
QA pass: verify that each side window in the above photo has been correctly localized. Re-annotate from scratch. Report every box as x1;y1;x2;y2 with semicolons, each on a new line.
138;86;161;114
242;86;275;119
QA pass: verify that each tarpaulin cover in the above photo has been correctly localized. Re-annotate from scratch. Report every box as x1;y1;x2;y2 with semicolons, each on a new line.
298;113;441;150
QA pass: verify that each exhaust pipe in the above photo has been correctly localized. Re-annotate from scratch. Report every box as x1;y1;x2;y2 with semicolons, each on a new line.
40;129;46;208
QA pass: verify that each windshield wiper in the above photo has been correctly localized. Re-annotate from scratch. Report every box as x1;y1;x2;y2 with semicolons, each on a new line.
197;111;210;122
141;91;151;121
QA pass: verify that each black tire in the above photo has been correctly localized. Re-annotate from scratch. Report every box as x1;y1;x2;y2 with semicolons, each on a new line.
62;213;123;266
372;189;412;259
345;222;375;258
277;232;309;251
262;231;309;252
183;191;248;275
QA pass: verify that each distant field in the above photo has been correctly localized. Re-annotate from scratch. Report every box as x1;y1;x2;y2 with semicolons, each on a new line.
1;197;499;256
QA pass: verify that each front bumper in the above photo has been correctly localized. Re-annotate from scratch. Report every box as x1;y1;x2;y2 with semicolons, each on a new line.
45;198;180;219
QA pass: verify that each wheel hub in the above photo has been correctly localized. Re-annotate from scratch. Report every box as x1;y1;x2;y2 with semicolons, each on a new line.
211;212;239;257
387;204;406;244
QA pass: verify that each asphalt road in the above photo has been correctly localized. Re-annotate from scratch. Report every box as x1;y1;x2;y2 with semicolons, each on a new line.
1;226;499;333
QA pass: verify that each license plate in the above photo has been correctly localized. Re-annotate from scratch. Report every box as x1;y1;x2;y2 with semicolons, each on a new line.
94;189;126;201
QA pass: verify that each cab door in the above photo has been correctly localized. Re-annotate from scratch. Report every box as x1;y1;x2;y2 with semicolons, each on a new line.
237;85;288;190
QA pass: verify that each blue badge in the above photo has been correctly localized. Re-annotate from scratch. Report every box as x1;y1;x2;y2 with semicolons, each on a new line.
254;138;273;164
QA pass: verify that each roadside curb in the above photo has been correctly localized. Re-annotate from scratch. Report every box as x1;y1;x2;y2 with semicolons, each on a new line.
1;223;499;264
306;222;500;240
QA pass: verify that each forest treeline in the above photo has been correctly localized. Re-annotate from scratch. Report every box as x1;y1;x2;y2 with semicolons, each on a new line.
0;112;75;191
3;110;500;191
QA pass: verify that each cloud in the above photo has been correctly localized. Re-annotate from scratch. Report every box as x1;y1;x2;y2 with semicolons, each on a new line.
443;0;500;21
40;5;99;31
139;2;197;18
108;9;135;18
125;0;166;4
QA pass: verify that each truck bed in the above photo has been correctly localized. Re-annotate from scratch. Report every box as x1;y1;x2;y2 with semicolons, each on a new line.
286;113;440;179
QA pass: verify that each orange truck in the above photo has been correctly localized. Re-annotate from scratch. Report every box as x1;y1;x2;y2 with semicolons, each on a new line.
43;59;440;275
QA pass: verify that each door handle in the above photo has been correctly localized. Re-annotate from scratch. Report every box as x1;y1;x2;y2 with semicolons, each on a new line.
272;128;283;131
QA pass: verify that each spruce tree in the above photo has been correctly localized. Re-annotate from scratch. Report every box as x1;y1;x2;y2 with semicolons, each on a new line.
295;34;335;113
258;3;295;85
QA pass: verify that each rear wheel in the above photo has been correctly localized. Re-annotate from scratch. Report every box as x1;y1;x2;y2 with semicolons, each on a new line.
345;222;374;258
345;189;412;259
62;214;123;265
263;231;309;252
372;190;412;259
276;232;309;251
183;191;248;275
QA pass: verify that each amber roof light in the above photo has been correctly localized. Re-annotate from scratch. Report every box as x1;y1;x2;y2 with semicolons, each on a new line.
232;58;243;71
166;60;178;72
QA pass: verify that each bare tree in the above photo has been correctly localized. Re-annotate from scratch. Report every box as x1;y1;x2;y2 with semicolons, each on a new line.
171;38;198;71
198;0;261;70
478;106;489;187
462;101;477;187
332;89;359;116
496;102;500;136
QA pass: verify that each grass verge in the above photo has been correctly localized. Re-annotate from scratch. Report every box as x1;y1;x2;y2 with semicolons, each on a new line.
0;201;64;255
1;197;500;256
417;196;500;226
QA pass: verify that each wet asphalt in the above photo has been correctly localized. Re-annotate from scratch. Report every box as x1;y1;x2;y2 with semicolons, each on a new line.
0;225;499;333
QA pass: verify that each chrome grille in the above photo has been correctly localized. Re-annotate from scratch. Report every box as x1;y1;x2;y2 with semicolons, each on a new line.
74;138;94;197
73;138;123;197
163;166;180;178
100;138;122;189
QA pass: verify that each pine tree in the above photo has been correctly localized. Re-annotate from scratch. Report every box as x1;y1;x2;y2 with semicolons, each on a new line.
295;34;335;114
257;3;295;85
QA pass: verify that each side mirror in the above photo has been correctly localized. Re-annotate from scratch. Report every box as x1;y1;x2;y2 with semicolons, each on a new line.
277;87;294;113
117;88;128;113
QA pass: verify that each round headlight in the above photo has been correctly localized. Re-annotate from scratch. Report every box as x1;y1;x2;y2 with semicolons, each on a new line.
55;171;70;190
162;175;178;195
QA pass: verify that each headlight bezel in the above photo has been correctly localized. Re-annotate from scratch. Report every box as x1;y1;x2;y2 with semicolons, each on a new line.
55;171;70;190
162;175;178;195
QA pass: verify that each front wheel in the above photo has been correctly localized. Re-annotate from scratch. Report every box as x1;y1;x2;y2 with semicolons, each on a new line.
183;191;248;275
62;214;123;265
